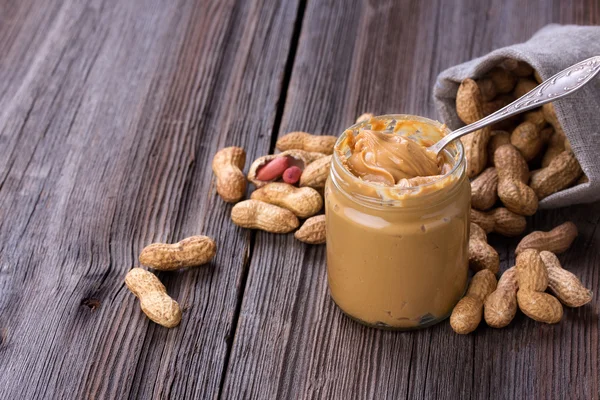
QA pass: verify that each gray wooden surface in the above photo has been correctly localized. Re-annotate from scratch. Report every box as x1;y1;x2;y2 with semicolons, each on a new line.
0;0;598;399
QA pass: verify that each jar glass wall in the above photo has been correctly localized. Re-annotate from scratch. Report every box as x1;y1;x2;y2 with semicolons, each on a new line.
325;114;470;330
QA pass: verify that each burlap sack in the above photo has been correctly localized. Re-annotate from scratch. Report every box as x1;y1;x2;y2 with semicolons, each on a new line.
433;24;600;208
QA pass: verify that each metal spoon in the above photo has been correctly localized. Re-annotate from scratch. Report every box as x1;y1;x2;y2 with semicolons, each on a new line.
428;55;600;155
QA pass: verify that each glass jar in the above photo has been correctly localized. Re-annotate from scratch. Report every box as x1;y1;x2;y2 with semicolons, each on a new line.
325;114;470;330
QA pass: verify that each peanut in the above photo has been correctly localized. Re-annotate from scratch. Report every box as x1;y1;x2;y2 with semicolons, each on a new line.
483;95;517;131
212;147;246;203
503;59;534;77
250;182;322;218
515;221;578;255
483;96;513;116
300;155;332;190
516;290;563;324
484;267;518;328
510;121;542;161
470;207;526;237
513;78;538;98
294;215;326;244
282;166;302;184
450;270;497;334
457;78;484;125
276;132;337;155
456;79;491;177
539;126;554;143
494;144;538;216
515;249;563;324
523;109;547;131
139;236;217;271
477;78;497;102
356;113;374;123
540;251;592;307
471;167;498;210
542;102;565;137
530;151;582;199
516;249;548;292
541;128;565;167
483;94;513;115
488;67;517;93
256;156;289;181
125;268;181;328
248;150;326;188
231;199;299;233
468;223;499;273
461;130;492;177
487;130;510;166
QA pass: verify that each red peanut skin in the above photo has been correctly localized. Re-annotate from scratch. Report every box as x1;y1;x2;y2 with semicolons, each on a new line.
256;157;289;181
282;166;302;184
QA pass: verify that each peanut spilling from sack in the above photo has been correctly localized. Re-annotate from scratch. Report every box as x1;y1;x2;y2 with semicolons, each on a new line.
456;61;585;229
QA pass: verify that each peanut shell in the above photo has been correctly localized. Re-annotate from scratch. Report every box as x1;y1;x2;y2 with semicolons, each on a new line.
231;200;299;233
276;132;337;155
300;155;332;190
251;183;322;218
515;221;578;255
212;146;247;203
294;215;326;244
530;151;582;199
471;167;498;211
125;268;182;328
484;267;518;328
516;249;548;292
517;290;563;324
540;251;592;308
139;236;217;271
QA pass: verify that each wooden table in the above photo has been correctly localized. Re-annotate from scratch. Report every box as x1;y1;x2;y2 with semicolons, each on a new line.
1;0;598;398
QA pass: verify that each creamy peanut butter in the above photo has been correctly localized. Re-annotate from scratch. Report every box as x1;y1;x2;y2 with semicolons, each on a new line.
344;129;440;184
325;115;470;329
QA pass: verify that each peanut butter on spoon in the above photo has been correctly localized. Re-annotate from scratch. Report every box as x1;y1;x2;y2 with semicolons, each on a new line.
343;129;441;186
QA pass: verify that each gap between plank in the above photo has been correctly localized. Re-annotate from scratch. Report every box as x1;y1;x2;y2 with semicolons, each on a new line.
216;0;308;397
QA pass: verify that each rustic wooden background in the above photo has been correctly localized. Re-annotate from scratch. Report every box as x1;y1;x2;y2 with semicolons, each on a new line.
0;0;598;398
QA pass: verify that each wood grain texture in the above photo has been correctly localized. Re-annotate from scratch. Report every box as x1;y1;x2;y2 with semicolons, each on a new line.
1;0;599;399
0;0;301;398
222;1;600;399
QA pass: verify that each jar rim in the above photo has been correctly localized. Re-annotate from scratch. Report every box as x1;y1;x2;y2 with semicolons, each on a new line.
331;114;465;204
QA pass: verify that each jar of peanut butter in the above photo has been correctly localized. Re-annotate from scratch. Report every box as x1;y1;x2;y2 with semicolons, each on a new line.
325;114;470;330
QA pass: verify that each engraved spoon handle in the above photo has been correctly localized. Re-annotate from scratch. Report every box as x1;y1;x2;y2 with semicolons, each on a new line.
429;56;600;155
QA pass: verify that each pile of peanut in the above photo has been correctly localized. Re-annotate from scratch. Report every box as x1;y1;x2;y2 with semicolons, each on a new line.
212;130;345;244
450;60;592;334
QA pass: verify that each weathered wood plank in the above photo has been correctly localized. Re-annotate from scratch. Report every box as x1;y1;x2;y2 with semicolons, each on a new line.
0;0;301;398
222;0;600;399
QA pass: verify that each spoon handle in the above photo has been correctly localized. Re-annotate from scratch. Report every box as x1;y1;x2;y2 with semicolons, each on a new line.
430;55;600;155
